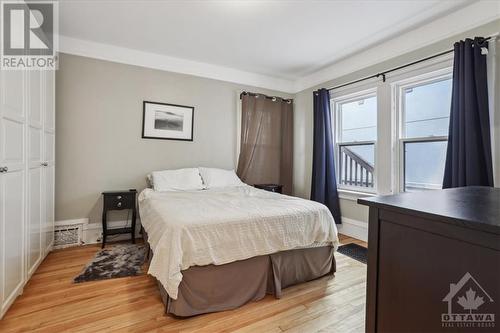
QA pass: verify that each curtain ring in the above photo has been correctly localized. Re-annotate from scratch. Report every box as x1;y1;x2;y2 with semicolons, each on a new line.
272;97;277;102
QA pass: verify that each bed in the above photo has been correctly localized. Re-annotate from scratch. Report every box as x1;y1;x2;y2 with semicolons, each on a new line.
139;182;338;317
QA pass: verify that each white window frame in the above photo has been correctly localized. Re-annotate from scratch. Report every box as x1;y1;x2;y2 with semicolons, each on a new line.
330;54;454;201
332;85;378;195
391;66;453;193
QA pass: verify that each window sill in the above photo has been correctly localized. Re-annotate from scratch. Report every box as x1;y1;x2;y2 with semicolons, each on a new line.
338;189;376;202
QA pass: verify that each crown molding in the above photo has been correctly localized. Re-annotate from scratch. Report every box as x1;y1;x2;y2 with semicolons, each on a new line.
293;0;500;93
59;36;296;93
58;1;499;95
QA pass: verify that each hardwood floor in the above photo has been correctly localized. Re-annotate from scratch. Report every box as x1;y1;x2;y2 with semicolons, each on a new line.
0;235;367;332
337;235;366;248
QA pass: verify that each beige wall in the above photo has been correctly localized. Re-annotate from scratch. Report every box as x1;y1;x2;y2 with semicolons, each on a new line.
55;54;291;222
57;20;499;224
293;19;500;223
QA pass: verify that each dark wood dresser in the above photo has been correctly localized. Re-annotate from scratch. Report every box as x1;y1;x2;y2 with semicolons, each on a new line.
358;187;500;333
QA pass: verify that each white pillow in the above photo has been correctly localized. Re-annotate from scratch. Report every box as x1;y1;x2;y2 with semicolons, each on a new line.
146;173;154;188
151;168;204;192
199;167;244;188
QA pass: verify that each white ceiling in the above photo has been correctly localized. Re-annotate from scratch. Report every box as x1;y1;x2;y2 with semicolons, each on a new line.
58;0;499;92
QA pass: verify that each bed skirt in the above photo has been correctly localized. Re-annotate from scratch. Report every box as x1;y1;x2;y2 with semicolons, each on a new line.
142;228;336;317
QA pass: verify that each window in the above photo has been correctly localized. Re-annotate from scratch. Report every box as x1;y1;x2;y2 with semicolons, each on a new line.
333;90;377;192
397;75;452;192
331;58;453;197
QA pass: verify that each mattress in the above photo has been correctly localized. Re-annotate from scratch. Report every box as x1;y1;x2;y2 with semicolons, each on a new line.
138;185;338;299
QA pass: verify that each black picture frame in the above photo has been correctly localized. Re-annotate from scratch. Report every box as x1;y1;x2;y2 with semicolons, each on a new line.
142;101;194;141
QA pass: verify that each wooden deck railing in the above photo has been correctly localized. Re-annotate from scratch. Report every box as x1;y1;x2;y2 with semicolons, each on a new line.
339;145;374;187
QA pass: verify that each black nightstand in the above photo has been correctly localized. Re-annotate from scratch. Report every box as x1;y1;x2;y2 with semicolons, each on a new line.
254;184;283;194
101;189;137;248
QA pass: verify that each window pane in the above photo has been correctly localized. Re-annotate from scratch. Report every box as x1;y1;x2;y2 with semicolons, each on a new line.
340;95;377;142
404;141;447;191
339;144;375;188
404;79;452;138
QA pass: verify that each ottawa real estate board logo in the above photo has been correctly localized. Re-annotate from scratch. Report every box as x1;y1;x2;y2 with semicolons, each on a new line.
1;0;58;70
442;272;495;329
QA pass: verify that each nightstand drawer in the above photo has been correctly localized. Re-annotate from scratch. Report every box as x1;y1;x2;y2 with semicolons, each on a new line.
103;193;135;210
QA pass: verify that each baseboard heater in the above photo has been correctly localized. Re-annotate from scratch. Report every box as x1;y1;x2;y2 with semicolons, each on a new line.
54;223;84;249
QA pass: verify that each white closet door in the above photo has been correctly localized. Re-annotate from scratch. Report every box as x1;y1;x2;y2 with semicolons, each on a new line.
0;69;26;315
42;70;55;254
27;70;43;277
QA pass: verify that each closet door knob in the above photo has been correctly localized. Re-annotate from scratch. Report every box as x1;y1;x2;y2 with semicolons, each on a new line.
0;166;7;173
41;162;48;167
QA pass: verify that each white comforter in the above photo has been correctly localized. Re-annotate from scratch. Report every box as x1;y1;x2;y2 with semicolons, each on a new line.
138;185;338;299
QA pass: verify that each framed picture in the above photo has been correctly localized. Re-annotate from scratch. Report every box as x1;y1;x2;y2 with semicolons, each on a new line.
142;101;194;141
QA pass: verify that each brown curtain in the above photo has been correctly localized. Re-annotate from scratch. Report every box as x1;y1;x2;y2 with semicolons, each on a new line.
237;93;293;195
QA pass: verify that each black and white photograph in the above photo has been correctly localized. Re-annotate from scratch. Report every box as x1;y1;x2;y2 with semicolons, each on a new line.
154;110;184;131
142;101;194;141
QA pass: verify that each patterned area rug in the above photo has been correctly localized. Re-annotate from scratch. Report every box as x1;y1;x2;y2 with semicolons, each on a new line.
74;244;146;283
337;243;367;264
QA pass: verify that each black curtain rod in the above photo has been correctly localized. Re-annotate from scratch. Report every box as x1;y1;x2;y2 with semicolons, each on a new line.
327;36;492;92
240;91;293;103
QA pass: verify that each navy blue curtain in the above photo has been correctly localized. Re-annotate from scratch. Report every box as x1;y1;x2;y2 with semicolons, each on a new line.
443;37;494;188
311;88;341;224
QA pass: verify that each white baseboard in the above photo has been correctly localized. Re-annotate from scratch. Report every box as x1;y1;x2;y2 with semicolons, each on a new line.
58;216;366;245
338;217;368;242
54;217;89;227
56;218;142;245
55;218;89;226
84;220;142;245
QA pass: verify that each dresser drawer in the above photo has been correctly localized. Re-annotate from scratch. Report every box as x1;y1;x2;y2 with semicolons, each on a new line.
103;193;135;210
